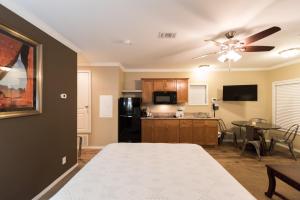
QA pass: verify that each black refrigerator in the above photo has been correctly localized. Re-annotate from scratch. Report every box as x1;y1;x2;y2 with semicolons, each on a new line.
118;97;141;142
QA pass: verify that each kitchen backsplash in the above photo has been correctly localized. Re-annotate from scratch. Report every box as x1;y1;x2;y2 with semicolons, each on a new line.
142;104;212;114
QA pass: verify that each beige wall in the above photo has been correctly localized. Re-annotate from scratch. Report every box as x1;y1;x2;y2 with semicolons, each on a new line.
78;66;123;146
124;71;270;126
79;64;300;148
267;64;300;149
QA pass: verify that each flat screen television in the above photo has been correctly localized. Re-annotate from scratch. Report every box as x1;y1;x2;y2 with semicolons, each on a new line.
223;85;257;101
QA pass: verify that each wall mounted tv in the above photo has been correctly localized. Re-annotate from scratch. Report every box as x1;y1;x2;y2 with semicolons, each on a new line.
223;85;257;101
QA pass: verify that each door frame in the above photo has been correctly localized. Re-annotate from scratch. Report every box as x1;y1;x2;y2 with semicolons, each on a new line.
77;70;92;134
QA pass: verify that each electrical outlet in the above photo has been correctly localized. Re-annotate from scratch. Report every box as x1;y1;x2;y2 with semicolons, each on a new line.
62;156;67;165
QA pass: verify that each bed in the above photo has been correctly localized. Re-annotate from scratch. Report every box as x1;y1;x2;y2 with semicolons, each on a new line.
51;143;256;200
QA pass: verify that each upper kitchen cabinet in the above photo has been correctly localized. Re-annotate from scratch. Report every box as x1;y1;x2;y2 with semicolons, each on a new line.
153;79;165;91
153;79;176;91
141;78;189;104
176;79;188;104
141;79;153;104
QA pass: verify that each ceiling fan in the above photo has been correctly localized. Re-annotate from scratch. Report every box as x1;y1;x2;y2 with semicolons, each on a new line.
193;26;281;64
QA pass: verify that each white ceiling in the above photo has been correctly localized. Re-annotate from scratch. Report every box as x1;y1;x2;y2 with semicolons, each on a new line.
2;0;300;71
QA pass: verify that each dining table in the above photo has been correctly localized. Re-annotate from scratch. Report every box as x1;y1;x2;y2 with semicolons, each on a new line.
231;120;281;155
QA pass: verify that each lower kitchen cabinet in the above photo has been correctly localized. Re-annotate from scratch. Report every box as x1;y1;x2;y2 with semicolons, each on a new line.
142;120;154;142
179;120;193;143
142;119;218;145
153;120;179;143
204;121;218;145
192;120;206;145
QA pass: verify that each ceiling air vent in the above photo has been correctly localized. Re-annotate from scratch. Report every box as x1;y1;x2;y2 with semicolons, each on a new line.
158;32;177;39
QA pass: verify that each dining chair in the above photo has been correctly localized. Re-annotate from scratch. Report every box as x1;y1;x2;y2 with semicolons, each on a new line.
269;124;299;160
249;118;269;151
241;126;262;160
218;119;238;146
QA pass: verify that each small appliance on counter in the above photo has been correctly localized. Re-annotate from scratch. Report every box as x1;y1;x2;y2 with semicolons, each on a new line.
175;106;184;118
118;97;141;142
141;106;152;118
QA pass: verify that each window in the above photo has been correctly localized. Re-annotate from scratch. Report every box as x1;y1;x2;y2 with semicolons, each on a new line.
188;84;208;105
273;79;300;133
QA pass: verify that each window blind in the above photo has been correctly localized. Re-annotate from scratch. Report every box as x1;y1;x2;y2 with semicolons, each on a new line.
274;80;300;132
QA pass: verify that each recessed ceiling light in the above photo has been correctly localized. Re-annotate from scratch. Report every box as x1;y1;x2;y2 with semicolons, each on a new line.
122;40;132;45
198;65;210;68
278;48;300;58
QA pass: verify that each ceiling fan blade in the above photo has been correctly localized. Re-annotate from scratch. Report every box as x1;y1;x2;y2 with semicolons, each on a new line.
244;26;281;45
242;46;275;52
192;51;220;60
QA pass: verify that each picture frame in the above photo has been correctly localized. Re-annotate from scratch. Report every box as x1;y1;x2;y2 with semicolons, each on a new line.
0;24;42;119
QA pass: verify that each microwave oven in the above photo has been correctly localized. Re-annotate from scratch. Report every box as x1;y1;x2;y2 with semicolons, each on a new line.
153;91;177;104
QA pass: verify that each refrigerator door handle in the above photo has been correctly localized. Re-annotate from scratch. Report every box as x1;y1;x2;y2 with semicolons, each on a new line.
120;115;133;118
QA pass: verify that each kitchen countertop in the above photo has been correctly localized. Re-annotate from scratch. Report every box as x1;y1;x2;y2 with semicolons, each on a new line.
141;117;219;120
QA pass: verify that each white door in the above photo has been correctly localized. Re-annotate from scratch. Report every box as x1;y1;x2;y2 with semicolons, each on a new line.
77;71;91;133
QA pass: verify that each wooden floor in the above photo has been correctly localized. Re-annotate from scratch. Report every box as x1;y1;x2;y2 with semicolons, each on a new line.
206;144;300;200
42;144;300;200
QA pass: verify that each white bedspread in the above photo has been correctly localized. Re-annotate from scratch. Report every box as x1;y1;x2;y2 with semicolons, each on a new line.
51;143;256;200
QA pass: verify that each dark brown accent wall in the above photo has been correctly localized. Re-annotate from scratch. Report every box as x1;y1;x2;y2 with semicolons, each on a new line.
0;5;77;200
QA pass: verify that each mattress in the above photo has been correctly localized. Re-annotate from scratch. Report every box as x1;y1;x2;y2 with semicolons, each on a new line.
51;143;256;200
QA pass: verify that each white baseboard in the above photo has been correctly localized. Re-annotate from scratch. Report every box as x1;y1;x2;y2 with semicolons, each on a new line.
32;163;78;200
82;145;104;150
275;143;300;153
222;139;300;153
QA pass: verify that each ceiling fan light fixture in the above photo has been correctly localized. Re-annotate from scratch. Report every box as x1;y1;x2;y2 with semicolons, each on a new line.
217;50;241;63
217;54;227;62
226;50;241;62
279;48;300;58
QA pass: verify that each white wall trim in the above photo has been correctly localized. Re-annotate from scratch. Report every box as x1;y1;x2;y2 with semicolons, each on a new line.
78;62;125;71
122;64;300;72
78;62;123;67
266;58;300;71
276;143;300;154
1;1;81;52
82;145;105;150
32;163;78;200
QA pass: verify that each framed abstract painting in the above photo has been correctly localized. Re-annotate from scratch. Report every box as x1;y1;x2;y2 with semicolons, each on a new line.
0;24;42;119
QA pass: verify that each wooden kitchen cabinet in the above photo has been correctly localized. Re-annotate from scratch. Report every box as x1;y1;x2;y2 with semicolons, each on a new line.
192;120;206;145
165;80;177;91
142;119;218;145
177;79;188;104
153;79;176;91
142;120;154;142
153;120;179;143
142;78;188;104
142;79;153;104
204;121;218;145
153;79;165;91
179;120;193;143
